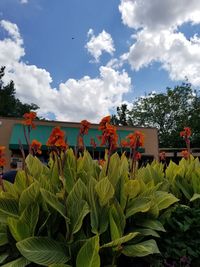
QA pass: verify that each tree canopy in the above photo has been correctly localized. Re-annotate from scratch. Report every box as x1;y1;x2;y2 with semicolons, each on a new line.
111;83;200;148
0;66;39;118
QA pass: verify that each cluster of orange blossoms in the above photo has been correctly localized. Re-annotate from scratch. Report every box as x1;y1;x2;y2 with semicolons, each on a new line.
80;120;91;135
0;146;6;167
98;116;118;152
159;151;166;161
181;150;190;160
121;131;144;160
46;127;67;151
180;127;191;144
22;111;37;129
90;138;97;149
30;140;42;155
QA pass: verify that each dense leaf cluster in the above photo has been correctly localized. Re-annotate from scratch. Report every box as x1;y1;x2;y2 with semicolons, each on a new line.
112;83;200;148
0;66;39;118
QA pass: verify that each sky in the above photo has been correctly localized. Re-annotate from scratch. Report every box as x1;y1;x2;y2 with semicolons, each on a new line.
0;0;200;122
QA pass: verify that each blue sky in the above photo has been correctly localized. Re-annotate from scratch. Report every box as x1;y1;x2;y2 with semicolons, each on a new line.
0;0;200;122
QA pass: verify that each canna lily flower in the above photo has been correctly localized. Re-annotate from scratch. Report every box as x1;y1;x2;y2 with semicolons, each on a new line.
47;127;67;151
135;152;141;160
127;131;144;149
0;146;5;156
0;157;6;167
121;139;129;147
98;123;118;152
98;159;106;167
80;120;91;135
180;127;191;144
159;151;166;161
98;116;111;131
90;138;97;149
78;136;84;150
30;139;42;155
181;150;190;159
22;112;37;129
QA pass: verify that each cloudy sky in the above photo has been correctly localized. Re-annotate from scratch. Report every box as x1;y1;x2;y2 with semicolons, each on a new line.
0;0;200;122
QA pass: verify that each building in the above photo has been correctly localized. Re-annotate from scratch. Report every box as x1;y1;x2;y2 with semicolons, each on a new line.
0;117;159;171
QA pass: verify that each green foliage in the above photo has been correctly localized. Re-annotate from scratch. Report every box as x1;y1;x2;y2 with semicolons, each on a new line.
0;149;181;266
112;83;200;147
0;66;39;118
158;205;200;266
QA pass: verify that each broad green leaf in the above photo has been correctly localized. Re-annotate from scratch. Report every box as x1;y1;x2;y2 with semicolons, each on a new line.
0;198;19;218
138;219;165;232
125;180;140;198
134;228;160;238
0;233;8;246
67;200;90;234
107;153;121;187
3;181;18;198
40;188;69;220
49;265;71;267
109;203;125;240
20;203;39;235
17;237;69;266
122;239;160;257
25;154;44;179
14;170;30;195
88;178;99;234
95;177;114;206
7;217;30;241
66;179;87;208
155;191;179;211
126;197;151;218
63;148;76;193
0;253;9;264
101;232;139;248
19;182;40;212
76;235;100;267
1;257;30;267
190;193;200;202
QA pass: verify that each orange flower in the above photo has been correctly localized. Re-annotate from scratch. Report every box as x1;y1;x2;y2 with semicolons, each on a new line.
0;158;6;167
0;146;5;156
181;150;190;159
47;127;67;151
22;112;37;129
135;152;141;160
99;124;118;151
99;159;105;167
90;138;97;149
78;136;84;150
159;151;166;161
98;116;111;131
121;139;129;147
180;127;191;138
30;139;42;155
125;131;144;149
80;120;91;135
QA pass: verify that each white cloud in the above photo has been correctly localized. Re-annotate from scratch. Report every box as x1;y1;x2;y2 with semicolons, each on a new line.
20;0;28;4
85;29;115;62
0;20;131;122
118;0;200;86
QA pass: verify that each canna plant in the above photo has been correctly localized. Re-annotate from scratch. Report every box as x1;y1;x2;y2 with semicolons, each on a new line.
0;113;179;266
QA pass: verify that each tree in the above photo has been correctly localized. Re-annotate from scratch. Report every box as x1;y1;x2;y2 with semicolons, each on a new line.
111;83;200;148
0;66;39;117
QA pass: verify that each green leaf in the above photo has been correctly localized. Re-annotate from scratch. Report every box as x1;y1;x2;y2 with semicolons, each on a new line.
155;191;179;211
138;219;165;232
20;203;39;235
134;228;160;238
7;217;30;241
63;148;76;194
1;257;30;267
67;200;90;234
125;179;140;198
76;235;100;267
88;178;99;234
40;188;69;221
0;253;9;264
14;171;30;195
109;203;125;240
66;179;87;208
95;177;114;206
190;193;200;202
101;232;139;248
126;197;151;218
0;198;19;218
25;154;44;179
122;239;160;257
17;237;69;266
19;182;40;212
3;181;18;198
0;232;8;246
49;265;71;267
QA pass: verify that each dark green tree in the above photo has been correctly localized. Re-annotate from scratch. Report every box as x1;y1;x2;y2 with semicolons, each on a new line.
0;66;39;117
112;83;200;148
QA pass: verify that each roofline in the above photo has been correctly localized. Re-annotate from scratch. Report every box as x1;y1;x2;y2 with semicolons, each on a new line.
0;116;158;130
